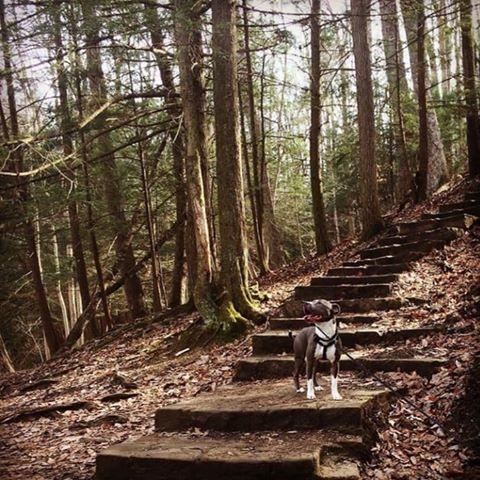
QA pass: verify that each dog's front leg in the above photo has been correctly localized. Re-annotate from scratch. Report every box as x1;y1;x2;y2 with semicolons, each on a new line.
313;360;323;391
306;345;316;400
330;359;342;400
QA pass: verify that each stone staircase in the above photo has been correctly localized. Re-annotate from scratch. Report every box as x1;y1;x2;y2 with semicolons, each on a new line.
96;190;479;480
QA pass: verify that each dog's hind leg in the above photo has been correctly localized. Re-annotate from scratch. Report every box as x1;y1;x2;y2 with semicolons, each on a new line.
293;356;304;393
330;350;342;400
313;359;323;391
306;351;316;400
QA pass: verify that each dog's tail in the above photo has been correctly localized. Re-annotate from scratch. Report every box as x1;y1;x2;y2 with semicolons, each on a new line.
288;330;293;341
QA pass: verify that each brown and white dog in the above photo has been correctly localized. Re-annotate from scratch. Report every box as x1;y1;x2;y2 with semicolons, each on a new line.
291;299;342;400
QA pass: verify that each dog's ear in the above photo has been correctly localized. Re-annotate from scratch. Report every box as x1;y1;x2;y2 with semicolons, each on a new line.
331;303;341;314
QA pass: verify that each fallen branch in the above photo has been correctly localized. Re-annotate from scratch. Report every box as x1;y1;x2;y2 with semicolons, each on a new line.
0;400;96;423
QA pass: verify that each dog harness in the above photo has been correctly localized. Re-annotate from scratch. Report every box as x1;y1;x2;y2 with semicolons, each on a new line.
314;326;338;360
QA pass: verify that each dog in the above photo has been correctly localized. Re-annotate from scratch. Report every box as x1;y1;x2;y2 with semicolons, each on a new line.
290;299;342;400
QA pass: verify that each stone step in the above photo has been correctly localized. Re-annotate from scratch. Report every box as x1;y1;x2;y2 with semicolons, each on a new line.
96;431;366;480
335;297;405;313
234;356;446;381
344;252;423;267
394;213;476;235
465;191;480;201
292;295;404;313
252;328;436;355
421;205;480;219
439;199;480;212
360;239;445;260
376;227;461;246
327;264;409;277
153;380;390;433
294;284;392;300
311;275;399;286
269;315;380;330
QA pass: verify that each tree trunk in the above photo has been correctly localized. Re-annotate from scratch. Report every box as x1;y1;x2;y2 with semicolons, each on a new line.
238;85;263;275
437;0;453;96
174;0;222;327
241;0;269;273
212;0;264;325
0;334;14;373
81;0;146;319
310;0;331;253
143;3;188;306
51;1;98;338
400;0;449;195
0;0;63;356
379;0;415;201
460;0;480;176
350;0;383;238
70;14;112;332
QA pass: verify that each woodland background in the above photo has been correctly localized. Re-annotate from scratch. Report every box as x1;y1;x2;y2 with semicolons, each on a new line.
0;0;479;370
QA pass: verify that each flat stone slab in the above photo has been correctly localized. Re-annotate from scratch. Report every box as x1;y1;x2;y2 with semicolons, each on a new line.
291;294;405;313
335;297;405;313
327;264;409;276
154;380;389;433
234;356;446;381
360;239;446;259
422;206;480;219
252;328;436;355
344;252;423;267
96;431;365;480
439;199;480;212
295;284;392;300
311;275;399;286
376;227;461;247
269;315;380;330
394;213;476;235
465;191;480;201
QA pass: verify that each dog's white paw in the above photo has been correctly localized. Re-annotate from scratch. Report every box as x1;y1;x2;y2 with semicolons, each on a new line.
332;392;343;400
314;385;323;391
296;387;305;393
307;391;316;400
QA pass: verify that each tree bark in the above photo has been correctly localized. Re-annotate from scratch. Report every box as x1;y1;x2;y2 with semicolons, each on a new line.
309;0;331;254
212;0;264;324
460;0;480;176
174;0;222;327
351;0;383;238
81;0;146;318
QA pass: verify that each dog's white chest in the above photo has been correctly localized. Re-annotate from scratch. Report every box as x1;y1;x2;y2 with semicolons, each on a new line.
314;343;336;361
313;322;337;362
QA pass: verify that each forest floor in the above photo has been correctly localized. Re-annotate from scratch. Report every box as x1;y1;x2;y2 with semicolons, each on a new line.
0;175;479;480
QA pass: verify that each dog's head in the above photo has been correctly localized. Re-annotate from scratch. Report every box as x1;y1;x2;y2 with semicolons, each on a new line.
302;299;340;322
